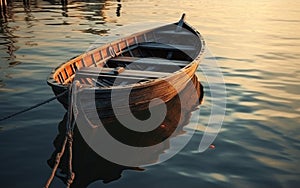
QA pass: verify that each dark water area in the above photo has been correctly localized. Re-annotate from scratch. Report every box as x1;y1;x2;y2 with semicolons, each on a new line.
0;0;300;187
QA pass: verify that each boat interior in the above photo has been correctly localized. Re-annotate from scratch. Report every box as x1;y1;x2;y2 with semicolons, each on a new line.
51;23;201;87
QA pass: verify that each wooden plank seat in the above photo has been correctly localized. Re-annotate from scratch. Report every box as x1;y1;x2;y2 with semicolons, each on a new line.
79;67;171;78
107;56;188;67
75;71;148;81
75;71;149;87
75;67;171;86
138;42;195;52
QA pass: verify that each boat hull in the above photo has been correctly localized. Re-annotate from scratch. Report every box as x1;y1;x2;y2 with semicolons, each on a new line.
47;15;205;119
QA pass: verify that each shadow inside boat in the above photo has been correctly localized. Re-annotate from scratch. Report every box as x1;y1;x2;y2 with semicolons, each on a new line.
47;75;204;187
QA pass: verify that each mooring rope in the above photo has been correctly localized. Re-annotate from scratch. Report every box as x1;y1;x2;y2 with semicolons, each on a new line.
44;131;75;188
44;81;80;188
0;90;68;122
44;133;69;188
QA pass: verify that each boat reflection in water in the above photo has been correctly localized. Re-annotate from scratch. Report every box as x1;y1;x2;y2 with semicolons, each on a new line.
47;75;204;187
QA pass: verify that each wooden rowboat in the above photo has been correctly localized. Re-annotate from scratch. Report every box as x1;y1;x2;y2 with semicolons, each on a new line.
47;14;205;117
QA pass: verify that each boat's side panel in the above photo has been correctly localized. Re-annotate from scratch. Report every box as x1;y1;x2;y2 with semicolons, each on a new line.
77;74;203;137
77;59;199;120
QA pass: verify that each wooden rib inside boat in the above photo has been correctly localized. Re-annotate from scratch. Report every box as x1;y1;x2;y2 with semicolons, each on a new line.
47;14;205;118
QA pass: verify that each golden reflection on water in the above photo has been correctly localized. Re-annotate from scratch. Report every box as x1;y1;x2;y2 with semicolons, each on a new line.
256;109;299;118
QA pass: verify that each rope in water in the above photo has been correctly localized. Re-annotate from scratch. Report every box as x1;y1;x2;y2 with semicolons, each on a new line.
44;82;79;188
0;90;68;122
44;121;75;188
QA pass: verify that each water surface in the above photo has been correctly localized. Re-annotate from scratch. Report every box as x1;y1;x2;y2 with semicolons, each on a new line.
0;0;300;187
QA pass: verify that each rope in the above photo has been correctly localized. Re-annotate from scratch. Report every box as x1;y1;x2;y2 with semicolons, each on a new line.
0;90;68;122
44;132;75;188
44;82;80;188
44;134;68;188
65;82;77;188
66;132;75;188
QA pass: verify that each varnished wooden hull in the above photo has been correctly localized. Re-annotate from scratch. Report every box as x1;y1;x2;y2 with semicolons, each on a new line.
47;15;205;118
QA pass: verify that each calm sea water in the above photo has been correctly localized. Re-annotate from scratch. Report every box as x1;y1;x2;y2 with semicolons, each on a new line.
1;0;300;187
